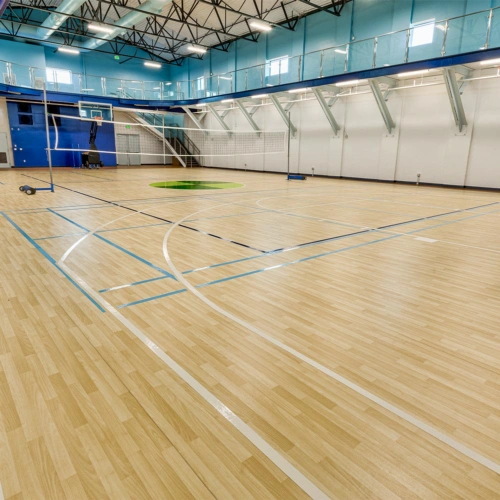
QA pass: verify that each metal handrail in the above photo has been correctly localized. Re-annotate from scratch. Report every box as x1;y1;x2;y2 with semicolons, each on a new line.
1;5;497;100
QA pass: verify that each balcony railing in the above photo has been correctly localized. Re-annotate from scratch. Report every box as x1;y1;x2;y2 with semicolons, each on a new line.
1;6;498;101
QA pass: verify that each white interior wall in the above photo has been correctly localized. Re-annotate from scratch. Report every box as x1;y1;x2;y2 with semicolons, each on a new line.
188;73;500;189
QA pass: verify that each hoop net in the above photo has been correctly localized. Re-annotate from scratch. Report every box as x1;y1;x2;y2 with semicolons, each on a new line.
49;113;288;162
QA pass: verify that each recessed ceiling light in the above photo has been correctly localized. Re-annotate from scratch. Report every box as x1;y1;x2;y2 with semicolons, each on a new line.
249;21;272;32
144;62;161;68
335;79;361;87
480;58;500;65
334;49;347;54
58;47;80;54
88;24;114;34
288;88;310;93
221;99;234;103
251;94;268;99
187;45;207;54
196;103;207;107
397;69;430;77
219;76;232;80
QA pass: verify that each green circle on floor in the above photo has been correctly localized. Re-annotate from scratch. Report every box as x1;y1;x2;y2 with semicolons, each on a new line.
150;180;244;190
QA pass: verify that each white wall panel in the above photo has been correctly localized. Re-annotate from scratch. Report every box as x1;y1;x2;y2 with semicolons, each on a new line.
184;74;500;189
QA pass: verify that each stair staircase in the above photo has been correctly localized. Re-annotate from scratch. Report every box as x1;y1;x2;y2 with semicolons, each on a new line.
133;112;201;167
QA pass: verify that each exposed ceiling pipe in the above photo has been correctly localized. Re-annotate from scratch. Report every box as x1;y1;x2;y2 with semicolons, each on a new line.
81;0;172;51
37;0;88;40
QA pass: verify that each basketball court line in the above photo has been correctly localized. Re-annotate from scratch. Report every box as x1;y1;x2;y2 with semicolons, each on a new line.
23;174;268;253
162;201;500;477
0;480;4;500
100;201;500;297
47;208;177;279
118;205;500;308
0;212;106;312
56;210;331;500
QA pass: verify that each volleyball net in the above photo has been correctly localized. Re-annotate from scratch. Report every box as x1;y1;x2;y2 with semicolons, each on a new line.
48;107;288;168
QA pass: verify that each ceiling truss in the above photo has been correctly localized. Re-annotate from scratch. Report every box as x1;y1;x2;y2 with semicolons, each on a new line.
1;0;352;63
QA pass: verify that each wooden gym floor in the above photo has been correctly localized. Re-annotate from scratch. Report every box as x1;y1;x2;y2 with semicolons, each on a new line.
0;167;499;499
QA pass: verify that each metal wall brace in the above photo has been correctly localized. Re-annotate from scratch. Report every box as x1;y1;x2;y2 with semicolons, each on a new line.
312;87;340;135
443;67;468;132
269;94;297;136
368;78;396;134
181;106;206;131
235;100;260;131
207;103;231;133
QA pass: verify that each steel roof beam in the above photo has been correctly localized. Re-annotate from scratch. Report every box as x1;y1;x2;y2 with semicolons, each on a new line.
197;0;293;31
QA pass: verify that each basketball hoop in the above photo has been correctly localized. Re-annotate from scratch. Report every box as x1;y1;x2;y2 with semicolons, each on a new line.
95;116;103;127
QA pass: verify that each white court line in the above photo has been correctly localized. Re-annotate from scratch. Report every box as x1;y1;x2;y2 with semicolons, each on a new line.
162;202;500;477
0;481;4;500
58;202;330;500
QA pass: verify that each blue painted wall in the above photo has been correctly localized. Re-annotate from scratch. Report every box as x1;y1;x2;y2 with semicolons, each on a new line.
169;0;500;84
8;102;117;167
0;38;171;88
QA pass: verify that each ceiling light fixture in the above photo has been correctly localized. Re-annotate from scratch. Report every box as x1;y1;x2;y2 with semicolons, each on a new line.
334;49;347;54
397;69;430;77
335;79;360;87
187;45;207;54
249;21;272;32
251;94;268;99
144;62;161;68
221;99;234;103
480;58;500;65
88;23;114;34
288;87;310;93
58;47;80;54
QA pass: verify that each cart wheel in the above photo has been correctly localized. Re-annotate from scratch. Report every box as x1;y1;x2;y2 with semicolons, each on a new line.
25;187;36;195
19;185;25;192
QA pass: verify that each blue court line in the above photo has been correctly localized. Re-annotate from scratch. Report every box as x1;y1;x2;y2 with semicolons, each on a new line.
104;202;500;294
116;204;500;308
1;212;106;312
36;231;88;241
33;220;170;241
46;209;176;280
117;233;400;309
